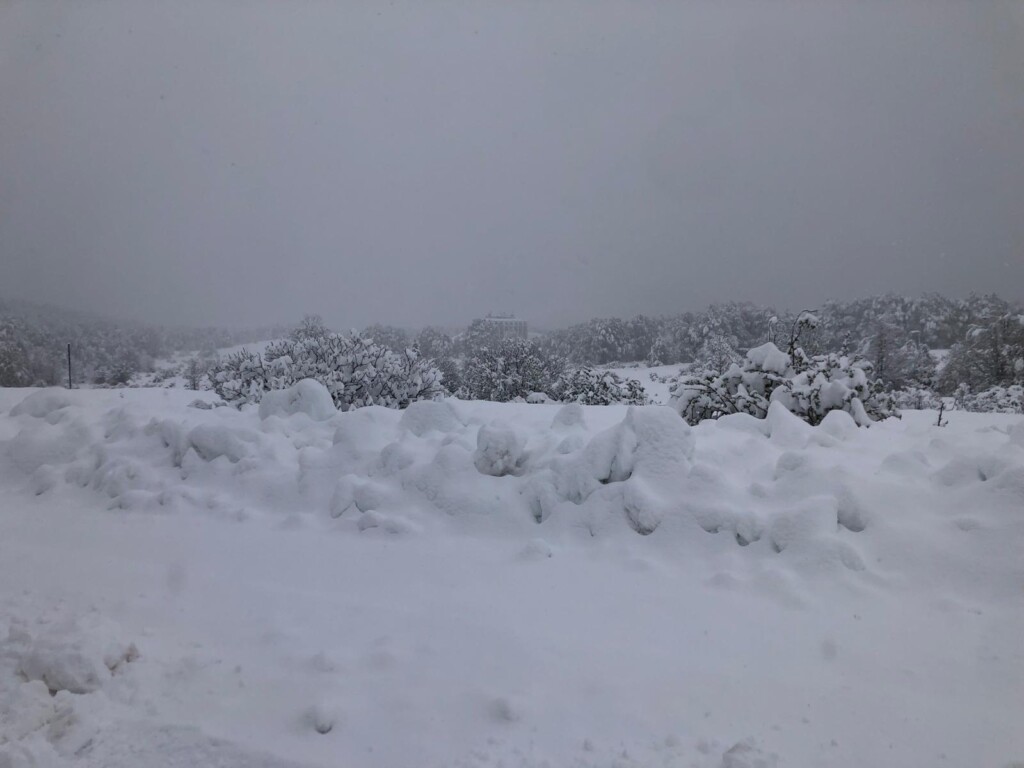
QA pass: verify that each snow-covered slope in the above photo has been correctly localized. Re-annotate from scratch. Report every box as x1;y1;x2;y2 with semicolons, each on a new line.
1;386;1022;767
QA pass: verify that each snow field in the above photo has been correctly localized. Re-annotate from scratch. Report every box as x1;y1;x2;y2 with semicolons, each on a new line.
1;383;1022;767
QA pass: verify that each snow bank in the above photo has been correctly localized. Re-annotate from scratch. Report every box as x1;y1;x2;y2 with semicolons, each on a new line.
4;388;1024;583
1;388;1023;767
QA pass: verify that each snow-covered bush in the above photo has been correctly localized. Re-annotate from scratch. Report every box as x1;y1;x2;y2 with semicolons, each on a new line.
93;350;140;387
210;349;268;405
955;384;1024;414
211;333;443;410
553;367;647;405
891;386;943;411
670;341;897;427
464;338;565;402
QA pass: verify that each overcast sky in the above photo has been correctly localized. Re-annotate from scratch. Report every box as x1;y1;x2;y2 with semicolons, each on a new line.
1;1;1021;330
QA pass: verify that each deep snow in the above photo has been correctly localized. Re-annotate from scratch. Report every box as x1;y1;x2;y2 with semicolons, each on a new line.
1;384;1022;767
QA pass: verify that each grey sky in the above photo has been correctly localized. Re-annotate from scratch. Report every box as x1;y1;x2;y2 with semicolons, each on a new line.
1;0;1022;330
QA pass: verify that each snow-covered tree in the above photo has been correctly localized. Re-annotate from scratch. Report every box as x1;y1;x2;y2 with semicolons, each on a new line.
553;367;648;405
457;319;505;356
183;355;213;390
415;326;454;360
291;314;331;342
864;322;936;391
362;324;411;353
937;313;1024;394
464;338;565;402
541;315;661;365
691;333;741;374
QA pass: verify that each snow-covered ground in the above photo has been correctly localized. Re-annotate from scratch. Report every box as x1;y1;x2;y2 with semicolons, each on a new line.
1;385;1022;768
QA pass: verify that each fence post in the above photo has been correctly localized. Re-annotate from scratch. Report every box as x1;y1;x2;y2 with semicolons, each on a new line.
67;344;72;389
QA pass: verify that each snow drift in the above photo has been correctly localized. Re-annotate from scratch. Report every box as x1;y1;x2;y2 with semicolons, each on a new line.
1;384;1023;767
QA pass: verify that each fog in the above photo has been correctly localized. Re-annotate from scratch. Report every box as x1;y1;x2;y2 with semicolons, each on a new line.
1;0;1021;331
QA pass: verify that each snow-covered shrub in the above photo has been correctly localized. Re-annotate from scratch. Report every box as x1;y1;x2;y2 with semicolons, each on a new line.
211;333;443;410
553;367;647;405
955;384;1024;414
210;349;269;406
464;338;564;402
93;347;142;387
670;342;897;427
891;387;943;411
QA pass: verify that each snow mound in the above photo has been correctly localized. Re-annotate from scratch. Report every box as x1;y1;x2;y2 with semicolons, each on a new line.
399;399;463;437
474;424;526;477
720;738;779;768
258;379;336;422
8;616;138;695
551;403;586;430
38;722;316;768
8;389;75;420
3;388;1024;587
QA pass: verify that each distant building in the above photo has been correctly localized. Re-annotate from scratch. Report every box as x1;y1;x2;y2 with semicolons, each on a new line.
480;314;528;340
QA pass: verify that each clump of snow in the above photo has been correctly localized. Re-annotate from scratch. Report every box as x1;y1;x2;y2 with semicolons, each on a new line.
473;424;526;477
258;379;336;422
7;615;138;695
817;408;858;441
186;423;255;463
302;701;340;734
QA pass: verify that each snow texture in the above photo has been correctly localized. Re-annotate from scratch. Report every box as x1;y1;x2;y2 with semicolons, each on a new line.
0;383;1022;768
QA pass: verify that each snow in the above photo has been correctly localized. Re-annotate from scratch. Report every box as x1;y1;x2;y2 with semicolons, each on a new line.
745;343;791;375
258;379;337;422
1;385;1023;767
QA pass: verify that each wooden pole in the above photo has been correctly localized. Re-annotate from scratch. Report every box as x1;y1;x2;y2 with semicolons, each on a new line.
67;344;72;389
